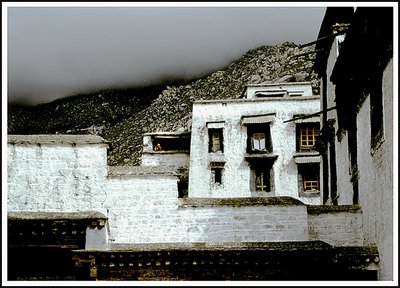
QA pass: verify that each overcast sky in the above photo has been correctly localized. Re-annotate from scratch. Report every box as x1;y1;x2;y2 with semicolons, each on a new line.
5;3;327;105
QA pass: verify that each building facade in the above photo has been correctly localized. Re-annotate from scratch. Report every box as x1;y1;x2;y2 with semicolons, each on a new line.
313;7;394;280
188;82;322;205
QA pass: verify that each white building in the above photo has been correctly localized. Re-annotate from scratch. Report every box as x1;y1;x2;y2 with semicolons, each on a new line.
313;7;394;280
188;82;322;205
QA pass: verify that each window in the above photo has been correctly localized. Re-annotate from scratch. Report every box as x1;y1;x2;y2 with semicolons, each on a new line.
249;161;273;193
210;162;225;187
247;124;272;153
298;164;320;195
208;128;224;153
151;134;190;152
212;168;222;184
297;123;320;152
251;132;266;151
255;169;270;192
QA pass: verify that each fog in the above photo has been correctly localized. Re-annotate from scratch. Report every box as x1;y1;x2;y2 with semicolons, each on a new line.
6;5;326;105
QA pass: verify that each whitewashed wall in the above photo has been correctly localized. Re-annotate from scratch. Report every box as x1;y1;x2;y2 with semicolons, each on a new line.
7;137;108;213
356;59;393;280
188;97;321;205
7;134;364;246
245;83;313;99
324;35;354;205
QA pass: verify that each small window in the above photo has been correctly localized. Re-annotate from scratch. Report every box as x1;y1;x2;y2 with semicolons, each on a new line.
210;162;225;187
212;168;223;185
209;128;224;153
255;169;270;192
151;135;190;152
250;161;273;193
247;124;272;153
297;124;320;152
298;164;320;195
251;132;266;151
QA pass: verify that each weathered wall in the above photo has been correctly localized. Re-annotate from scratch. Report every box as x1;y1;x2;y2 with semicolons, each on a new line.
7;135;364;247
356;59;393;280
307;206;363;246
189;97;321;205
7;142;108;213
245;82;313;99
323;34;354;205
178;202;309;243
141;153;190;168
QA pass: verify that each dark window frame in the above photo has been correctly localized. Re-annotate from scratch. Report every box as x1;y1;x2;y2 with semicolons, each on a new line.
246;124;272;154
208;128;224;153
298;163;320;197
296;123;320;152
249;161;274;193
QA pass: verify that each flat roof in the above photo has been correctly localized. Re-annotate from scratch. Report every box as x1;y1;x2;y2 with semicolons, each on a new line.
7;134;108;145
143;131;191;137
193;96;320;105
245;82;312;87
8;211;107;220
107;166;180;177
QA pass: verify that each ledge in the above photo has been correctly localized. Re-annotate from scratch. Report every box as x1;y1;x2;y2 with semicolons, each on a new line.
8;211;107;220
143;131;191;137
107;166;181;177
307;204;362;214
194;96;320;104
142;150;190;154
244;153;279;160
179;196;305;208
7;134;108;145
75;240;333;253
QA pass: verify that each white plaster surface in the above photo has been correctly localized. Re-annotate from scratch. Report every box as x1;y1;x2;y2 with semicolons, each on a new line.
188;96;322;205
7;136;362;246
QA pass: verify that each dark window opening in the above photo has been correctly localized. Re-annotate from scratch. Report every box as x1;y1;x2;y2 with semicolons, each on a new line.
210;162;225;186
255;91;286;97
250;161;273;193
298;164;320;194
247;124;272;153
212;168;222;185
255;169;270;192
296;123;320;152
208;128;224;153
151;136;190;152
178;181;188;198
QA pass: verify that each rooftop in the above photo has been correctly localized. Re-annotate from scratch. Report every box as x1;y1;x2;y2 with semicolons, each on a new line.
7;134;108;145
107;165;180;177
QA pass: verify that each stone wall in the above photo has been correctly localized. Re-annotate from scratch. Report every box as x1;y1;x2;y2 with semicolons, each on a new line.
7;135;364;247
307;205;363;246
355;59;393;280
7;136;108;213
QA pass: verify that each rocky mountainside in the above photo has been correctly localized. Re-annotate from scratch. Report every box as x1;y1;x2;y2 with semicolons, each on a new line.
8;41;319;166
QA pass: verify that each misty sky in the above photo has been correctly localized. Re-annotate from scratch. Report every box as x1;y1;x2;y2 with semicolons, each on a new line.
6;3;327;105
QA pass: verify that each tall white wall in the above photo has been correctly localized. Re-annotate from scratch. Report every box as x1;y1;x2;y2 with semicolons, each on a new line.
7;142;108;213
188;97;321;205
324;35;354;205
356;59;393;280
7;135;363;246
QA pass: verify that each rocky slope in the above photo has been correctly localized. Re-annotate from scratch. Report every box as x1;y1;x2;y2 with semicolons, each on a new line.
8;41;319;166
102;41;319;166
